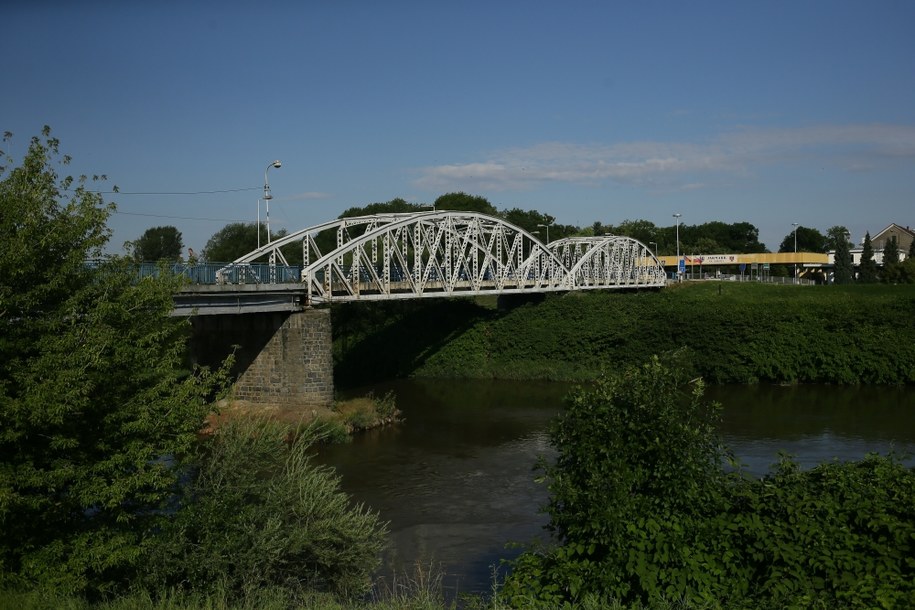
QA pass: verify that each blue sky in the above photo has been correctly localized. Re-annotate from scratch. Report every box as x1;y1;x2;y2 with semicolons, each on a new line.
3;1;914;255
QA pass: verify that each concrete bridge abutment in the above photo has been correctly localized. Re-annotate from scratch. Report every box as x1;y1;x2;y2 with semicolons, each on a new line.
190;308;334;408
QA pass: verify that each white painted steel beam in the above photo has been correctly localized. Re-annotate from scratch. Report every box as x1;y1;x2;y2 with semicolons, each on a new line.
215;212;666;304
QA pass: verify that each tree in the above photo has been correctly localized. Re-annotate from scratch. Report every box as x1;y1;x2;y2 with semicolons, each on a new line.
202;222;266;262
338;196;422;218
202;222;298;264
883;236;900;266
723;221;767;253
859;232;878;283
132;225;183;261
501;207;555;237
504;354;733;606
433;191;498;215
825;225;852;252
0;128;226;595
909;236;915;260
504;356;915;608
695;236;725;254
833;234;854;284
897;259;915;284
778;225;827;253
611;219;658;246
882;236;900;283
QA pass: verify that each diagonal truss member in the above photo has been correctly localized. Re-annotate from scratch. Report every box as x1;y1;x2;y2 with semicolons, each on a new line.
216;211;666;304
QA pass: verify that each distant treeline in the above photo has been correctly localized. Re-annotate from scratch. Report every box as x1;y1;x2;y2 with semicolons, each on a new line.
333;282;915;386
196;193;773;264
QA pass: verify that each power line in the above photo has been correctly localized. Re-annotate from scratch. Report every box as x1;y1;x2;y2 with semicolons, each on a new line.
91;186;260;195
113;210;249;222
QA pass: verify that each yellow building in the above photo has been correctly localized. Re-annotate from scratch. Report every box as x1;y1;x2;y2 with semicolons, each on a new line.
655;252;828;267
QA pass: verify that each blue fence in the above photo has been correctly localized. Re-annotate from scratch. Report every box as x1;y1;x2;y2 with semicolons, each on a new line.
134;262;302;285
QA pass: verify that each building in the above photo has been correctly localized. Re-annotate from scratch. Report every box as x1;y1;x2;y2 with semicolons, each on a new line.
826;222;912;274
870;223;914;256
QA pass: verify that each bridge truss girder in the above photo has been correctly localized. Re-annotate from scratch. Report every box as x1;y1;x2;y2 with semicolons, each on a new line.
217;211;666;304
548;236;668;289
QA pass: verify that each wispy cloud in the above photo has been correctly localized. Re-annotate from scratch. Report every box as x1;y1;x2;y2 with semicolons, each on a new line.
413;123;915;192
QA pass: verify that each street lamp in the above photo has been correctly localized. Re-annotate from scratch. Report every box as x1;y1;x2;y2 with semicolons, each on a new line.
673;213;682;280
649;241;658;253
537;222;552;244
264;160;282;243
792;222;799;284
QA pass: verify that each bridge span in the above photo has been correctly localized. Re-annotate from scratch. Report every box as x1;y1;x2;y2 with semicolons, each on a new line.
178;211;665;408
174;211;666;316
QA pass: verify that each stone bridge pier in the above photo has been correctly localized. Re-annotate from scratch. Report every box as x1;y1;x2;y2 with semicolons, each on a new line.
189;308;334;408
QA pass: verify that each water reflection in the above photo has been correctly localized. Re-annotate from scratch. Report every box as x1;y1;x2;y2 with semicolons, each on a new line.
319;380;915;597
710;384;915;474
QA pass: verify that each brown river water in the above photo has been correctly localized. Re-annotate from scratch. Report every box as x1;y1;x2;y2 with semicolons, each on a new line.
316;380;915;599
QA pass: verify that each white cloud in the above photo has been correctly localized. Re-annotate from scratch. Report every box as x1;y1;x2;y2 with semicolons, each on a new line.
413;123;915;192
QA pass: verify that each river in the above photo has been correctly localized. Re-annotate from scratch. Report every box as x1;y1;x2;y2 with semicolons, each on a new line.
316;380;915;600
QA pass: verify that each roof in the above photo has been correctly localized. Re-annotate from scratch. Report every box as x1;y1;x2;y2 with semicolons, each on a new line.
872;223;915;242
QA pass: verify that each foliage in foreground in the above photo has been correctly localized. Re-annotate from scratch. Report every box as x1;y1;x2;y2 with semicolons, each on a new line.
502;356;915;609
0;129;388;603
142;417;387;598
0;128;228;596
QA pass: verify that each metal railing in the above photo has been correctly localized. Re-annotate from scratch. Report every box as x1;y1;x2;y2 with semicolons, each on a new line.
673;272;816;286
135;262;302;285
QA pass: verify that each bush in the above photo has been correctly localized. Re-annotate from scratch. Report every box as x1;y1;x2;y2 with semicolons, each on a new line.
332;283;915;385
0;128;229;597
502;354;737;607
731;454;915;608
503;358;915;608
141;417;388;600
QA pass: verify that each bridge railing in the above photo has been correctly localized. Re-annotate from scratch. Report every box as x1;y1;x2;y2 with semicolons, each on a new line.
135;262;302;285
212;263;302;285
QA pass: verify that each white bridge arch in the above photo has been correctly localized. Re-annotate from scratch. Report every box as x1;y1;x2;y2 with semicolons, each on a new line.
216;211;666;304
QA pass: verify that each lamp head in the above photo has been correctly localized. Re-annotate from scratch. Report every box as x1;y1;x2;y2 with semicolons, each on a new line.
271;160;282;169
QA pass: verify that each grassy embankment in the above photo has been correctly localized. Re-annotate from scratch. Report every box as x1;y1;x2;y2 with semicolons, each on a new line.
333;282;915;386
209;392;400;443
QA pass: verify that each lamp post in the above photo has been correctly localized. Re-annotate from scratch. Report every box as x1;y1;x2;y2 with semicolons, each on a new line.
537;222;552;244
264;160;282;243
649;241;658;253
792;222;799;284
673;213;682;280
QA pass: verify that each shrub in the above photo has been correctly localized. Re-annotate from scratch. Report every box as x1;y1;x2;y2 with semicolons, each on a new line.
0;128;229;597
503;354;737;606
503;358;915;608
141;417;388;600
335;284;915;385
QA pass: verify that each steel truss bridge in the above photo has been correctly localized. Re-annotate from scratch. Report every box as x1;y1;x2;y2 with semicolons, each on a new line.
175;212;666;315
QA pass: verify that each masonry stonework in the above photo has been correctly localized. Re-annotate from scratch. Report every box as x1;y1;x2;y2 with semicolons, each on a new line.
191;309;334;408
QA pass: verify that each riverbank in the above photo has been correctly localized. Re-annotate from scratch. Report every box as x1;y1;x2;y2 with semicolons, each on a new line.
205;392;400;441
333;282;915;386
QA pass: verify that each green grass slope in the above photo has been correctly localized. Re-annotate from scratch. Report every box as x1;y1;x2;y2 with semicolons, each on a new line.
333;283;915;385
